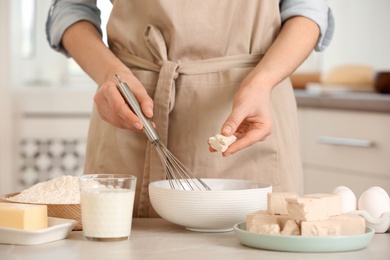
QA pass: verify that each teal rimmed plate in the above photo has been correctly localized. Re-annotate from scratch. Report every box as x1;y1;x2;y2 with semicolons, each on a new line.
234;222;374;253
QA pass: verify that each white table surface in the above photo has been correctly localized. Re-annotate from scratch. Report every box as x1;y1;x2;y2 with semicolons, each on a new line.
0;218;389;260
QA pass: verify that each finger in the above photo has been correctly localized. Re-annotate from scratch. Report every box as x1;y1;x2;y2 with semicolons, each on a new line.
223;124;272;156
209;146;217;153
95;96;141;130
125;76;154;118
105;82;144;130
206;138;216;153
94;82;141;130
221;112;245;136
94;87;123;126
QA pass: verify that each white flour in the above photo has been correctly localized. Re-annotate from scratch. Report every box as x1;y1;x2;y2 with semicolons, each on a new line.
8;175;80;204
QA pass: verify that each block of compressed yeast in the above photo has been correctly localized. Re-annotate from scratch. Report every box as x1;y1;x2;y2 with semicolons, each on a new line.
258;224;280;235
329;214;366;235
246;210;294;235
286;194;342;221
280;219;301;235
0;203;48;230
267;192;299;215
303;194;343;217
247;211;277;233
208;134;237;152
301;220;341;236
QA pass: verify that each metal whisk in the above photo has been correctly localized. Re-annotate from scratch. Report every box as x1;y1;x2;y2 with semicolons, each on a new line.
114;74;211;191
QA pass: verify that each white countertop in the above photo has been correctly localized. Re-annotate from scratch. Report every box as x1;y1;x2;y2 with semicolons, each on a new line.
0;218;389;260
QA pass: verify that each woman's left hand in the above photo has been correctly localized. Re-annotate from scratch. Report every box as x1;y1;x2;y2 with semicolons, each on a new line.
215;78;274;156
211;16;321;156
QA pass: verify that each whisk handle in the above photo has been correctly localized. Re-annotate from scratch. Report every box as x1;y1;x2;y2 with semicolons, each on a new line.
115;75;160;143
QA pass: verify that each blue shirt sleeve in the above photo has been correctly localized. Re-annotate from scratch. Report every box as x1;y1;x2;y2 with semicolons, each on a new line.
46;0;102;57
46;0;334;56
280;0;335;52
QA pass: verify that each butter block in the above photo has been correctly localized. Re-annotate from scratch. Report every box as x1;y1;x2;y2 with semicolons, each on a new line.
329;214;366;235
0;202;48;230
267;192;299;215
287;194;342;221
301;220;341;236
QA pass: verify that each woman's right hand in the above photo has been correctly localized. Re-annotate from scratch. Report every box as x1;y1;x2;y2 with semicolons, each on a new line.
61;21;154;132
93;69;155;132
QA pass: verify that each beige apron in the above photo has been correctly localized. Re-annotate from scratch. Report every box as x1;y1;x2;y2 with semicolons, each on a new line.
84;0;303;217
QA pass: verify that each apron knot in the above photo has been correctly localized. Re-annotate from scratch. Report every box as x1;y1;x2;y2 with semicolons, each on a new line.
157;60;179;115
144;24;180;144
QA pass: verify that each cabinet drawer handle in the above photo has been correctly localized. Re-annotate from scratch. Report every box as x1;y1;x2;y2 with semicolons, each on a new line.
318;136;374;148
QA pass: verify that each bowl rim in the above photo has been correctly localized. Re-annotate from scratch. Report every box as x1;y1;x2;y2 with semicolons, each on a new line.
149;178;272;192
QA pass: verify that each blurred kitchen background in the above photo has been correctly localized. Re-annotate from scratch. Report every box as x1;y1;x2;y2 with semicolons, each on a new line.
0;0;389;197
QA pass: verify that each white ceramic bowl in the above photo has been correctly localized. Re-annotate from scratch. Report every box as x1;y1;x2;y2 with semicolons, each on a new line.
149;179;272;232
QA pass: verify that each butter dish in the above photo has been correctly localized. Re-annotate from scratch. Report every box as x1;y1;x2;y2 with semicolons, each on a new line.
0;217;77;245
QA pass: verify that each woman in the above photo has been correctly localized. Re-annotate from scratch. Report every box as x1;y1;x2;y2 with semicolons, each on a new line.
47;0;334;217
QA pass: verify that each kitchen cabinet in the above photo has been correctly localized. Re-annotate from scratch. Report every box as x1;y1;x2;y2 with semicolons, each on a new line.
298;107;390;197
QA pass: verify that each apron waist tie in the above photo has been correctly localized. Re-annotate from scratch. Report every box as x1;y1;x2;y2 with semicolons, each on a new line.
112;24;264;145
